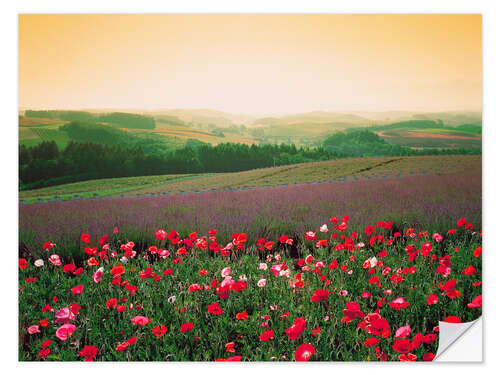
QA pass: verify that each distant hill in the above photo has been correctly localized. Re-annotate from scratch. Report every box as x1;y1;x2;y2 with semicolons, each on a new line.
148;109;255;127
252;111;372;126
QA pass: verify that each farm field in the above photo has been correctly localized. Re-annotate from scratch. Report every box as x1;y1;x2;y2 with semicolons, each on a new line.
376;129;481;149
19;170;482;361
129;122;258;146
19;155;481;203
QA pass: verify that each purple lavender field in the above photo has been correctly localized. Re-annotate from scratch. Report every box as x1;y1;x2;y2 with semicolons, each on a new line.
19;171;481;261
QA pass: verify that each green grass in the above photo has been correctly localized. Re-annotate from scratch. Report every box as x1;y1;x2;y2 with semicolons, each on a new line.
19;173;218;202
19;126;71;148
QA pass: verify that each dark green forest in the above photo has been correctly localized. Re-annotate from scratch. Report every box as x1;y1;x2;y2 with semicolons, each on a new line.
19;129;480;191
345;120;482;134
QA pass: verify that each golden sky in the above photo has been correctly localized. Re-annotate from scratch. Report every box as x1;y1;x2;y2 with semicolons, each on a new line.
19;14;481;115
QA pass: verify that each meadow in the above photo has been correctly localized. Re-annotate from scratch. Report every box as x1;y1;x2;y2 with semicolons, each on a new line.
19;170;482;361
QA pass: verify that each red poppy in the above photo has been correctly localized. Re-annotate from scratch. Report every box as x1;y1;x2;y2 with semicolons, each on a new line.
422;352;436;361
285;317;306;340
461;265;477;275
39;318;49;327
106;298;117;309
19;258;30;271
70;303;81;315
467;294;482;308
427;294;438;305
63;264;76;273
43;241;55;250
110;265;125;275
231;281;247;292
180;322;194;332
79;345;98;361
342;301;365;323
116;337;137;352
389;297;409;310
295;343;315;361
392;339;411;354
71;284;84;294
259;330;274;341
139;267;156;278
365;225;374;236
236;311;249;320
364;337;380;347
311;289;329;302
38;348;50;359
80;233;91;243
207;302;223;315
216;284;231;300
444;316;462;323
365;315;391;338
152;325;168;338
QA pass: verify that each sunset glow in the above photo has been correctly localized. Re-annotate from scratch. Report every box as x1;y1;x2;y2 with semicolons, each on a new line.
19;14;481;114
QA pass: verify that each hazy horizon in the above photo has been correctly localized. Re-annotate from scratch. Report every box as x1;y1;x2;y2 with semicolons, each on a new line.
18;106;482;118
19;14;482;115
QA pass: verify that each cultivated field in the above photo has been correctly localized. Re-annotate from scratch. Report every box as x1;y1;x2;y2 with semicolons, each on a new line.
20;155;481;203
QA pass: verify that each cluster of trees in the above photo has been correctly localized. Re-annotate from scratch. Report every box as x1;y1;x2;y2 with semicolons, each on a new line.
20;130;481;190
323;130;481;157
57;121;170;155
24;110;155;129
19;141;341;190
347;120;482;134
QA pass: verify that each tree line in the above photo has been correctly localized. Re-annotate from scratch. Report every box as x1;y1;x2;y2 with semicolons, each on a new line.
19;130;480;191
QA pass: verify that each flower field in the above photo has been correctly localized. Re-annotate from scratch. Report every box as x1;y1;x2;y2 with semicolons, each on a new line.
18;171;482;361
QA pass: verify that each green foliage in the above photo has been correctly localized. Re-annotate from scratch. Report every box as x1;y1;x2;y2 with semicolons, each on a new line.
323;130;481;157
60;122;136;145
99;112;155;129
455;124;482;134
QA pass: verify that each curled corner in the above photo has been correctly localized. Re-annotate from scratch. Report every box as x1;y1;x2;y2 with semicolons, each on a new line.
435;316;483;361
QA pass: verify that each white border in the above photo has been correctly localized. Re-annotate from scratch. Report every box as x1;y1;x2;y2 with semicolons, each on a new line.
3;1;500;373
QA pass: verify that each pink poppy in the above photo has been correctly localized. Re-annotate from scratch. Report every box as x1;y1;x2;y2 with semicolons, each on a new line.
48;254;62;266
56;324;76;341
131;316;151;326
395;325;411;338
55;307;76;323
28;325;40;335
389;297;409;310
93;267;104;283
